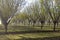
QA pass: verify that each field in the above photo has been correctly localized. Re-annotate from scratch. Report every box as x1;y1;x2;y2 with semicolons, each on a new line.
0;24;60;40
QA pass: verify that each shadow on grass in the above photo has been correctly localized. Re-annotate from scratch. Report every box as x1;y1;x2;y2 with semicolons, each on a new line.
0;30;60;35
17;36;60;40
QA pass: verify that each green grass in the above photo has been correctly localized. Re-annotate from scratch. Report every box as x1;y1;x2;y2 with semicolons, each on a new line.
0;32;60;40
0;24;60;40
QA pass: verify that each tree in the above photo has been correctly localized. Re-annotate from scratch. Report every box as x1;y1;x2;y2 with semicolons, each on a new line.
0;0;25;33
36;0;47;29
17;13;28;25
44;0;60;31
29;1;40;26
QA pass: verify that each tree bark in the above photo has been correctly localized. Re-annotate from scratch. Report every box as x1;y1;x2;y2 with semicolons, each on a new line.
41;23;43;29
5;25;8;33
53;23;56;31
4;22;9;33
57;22;58;27
41;21;44;29
48;20;51;26
33;23;35;27
33;21;36;27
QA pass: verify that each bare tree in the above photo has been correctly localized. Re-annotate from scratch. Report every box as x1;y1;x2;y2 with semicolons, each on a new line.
0;0;25;33
44;0;60;31
29;1;40;27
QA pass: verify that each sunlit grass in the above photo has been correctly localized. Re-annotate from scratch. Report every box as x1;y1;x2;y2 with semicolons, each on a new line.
0;24;60;40
0;32;60;40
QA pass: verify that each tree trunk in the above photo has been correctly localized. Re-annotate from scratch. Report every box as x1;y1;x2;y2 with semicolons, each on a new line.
57;22;58;27
41;23;43;29
23;21;25;25
48;20;51;26
53;23;56;31
37;21;40;27
28;20;32;25
41;21;44;29
48;20;50;26
33;23;35;27
33;21;36;27
5;25;8;33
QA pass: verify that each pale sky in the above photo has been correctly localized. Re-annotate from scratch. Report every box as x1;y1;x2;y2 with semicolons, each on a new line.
20;0;39;12
20;0;35;12
0;20;1;24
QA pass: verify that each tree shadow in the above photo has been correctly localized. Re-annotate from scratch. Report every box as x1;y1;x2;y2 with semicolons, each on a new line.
0;30;60;35
18;36;60;40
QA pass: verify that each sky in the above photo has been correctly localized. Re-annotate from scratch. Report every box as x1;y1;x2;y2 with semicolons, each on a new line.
0;20;1;24
20;0;40;13
20;0;36;12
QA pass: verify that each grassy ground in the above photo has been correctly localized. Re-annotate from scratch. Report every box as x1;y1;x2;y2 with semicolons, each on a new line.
0;24;60;40
0;32;60;40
